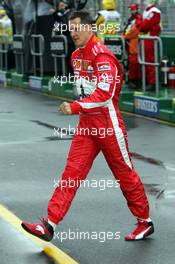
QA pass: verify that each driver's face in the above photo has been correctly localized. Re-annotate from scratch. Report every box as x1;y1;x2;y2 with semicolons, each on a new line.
69;17;93;48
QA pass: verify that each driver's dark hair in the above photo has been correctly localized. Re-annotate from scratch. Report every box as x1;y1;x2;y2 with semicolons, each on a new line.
69;10;93;25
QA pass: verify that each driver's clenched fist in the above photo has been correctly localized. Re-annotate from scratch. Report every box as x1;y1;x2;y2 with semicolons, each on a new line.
58;102;72;115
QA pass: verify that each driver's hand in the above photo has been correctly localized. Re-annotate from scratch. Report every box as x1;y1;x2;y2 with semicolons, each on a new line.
58;102;72;115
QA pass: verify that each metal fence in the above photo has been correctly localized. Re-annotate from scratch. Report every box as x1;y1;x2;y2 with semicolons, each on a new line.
0;34;9;71
138;36;163;95
30;34;45;77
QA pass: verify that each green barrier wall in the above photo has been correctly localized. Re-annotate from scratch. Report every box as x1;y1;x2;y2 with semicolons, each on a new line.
161;35;175;62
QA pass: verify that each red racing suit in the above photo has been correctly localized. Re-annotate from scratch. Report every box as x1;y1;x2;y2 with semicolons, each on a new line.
48;34;150;224
123;13;142;82
138;4;161;85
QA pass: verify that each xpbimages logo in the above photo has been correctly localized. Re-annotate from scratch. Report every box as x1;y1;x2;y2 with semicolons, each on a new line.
53;22;120;35
53;125;115;139
51;73;121;86
54;228;121;243
53;178;120;191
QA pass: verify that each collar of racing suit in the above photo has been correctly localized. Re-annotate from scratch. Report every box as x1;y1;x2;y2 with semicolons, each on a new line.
79;34;102;57
146;4;156;11
130;13;141;21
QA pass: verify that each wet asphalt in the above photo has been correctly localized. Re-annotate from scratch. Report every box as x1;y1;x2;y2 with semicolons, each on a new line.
0;86;175;264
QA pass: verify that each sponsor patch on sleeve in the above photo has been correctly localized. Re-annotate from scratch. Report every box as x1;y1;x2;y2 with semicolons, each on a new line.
98;82;110;91
97;62;111;71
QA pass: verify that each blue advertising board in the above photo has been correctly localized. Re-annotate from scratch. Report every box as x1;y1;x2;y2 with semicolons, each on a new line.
134;96;159;117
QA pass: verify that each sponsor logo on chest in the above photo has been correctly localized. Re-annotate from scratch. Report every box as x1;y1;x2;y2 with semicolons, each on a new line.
97;62;111;71
73;59;82;71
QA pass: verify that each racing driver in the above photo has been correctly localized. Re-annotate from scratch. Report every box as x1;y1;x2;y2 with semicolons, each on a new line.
21;10;154;242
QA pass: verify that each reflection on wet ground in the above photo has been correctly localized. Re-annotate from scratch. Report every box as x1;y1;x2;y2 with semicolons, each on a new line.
46;136;72;141
123;116;138;131
31;120;59;130
0;111;14;114
0;219;57;264
131;152;163;167
144;183;175;200
31;120;175;175
144;183;164;199
1;87;175;264
22;119;175;202
31;120;74;136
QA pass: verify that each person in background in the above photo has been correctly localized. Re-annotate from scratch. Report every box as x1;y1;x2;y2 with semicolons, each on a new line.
123;4;142;89
0;8;13;44
95;0;121;42
1;0;15;34
129;0;161;91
